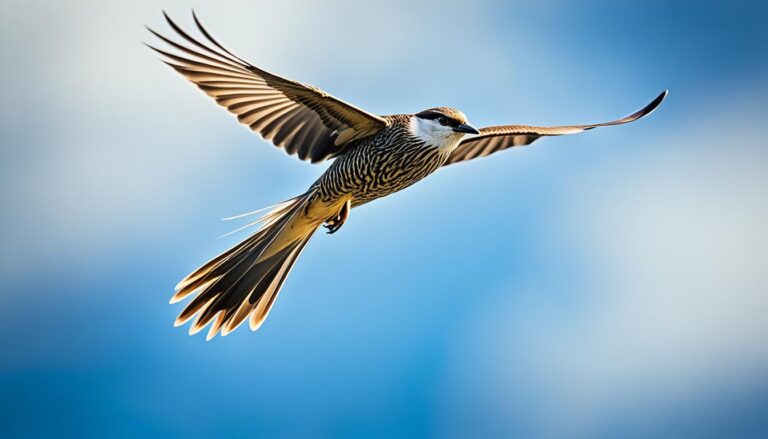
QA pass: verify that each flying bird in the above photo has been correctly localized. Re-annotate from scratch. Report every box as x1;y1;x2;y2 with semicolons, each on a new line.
146;12;667;340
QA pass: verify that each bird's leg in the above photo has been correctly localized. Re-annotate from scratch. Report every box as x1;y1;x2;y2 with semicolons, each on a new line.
324;199;351;234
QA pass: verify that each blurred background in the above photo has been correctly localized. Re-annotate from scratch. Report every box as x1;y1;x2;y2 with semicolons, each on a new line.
1;0;767;437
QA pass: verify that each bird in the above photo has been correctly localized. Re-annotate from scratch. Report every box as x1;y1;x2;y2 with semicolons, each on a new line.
146;11;667;340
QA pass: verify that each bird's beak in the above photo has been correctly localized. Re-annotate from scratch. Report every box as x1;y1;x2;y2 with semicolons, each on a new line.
454;123;480;135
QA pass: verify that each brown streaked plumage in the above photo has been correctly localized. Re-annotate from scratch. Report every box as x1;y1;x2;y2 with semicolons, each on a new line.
146;11;386;163
415;107;469;125
146;11;667;339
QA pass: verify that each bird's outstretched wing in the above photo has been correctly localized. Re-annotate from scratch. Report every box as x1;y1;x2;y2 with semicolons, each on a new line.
146;11;388;163
443;91;668;166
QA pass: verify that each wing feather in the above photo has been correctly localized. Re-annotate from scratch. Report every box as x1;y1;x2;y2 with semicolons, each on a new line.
444;91;668;166
147;11;387;163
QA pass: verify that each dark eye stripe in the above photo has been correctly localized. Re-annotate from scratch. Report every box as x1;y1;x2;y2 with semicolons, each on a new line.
416;111;443;120
417;111;460;127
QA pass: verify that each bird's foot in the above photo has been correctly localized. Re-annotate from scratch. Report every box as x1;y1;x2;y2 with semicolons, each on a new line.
323;220;343;234
323;199;351;234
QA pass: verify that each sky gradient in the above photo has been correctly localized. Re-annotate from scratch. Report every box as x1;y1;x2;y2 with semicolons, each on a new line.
1;0;767;437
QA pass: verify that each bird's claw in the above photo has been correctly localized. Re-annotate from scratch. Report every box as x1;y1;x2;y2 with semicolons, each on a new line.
323;199;351;235
324;220;343;234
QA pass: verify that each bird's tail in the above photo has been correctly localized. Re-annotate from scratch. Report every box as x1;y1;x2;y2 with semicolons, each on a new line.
171;191;320;340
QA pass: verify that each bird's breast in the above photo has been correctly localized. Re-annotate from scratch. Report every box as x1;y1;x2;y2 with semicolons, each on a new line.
317;130;449;206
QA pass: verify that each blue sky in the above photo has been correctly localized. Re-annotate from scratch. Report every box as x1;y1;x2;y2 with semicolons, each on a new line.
1;0;767;437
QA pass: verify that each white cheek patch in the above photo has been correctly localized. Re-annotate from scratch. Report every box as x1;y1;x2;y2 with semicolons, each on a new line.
409;116;462;150
408;117;432;143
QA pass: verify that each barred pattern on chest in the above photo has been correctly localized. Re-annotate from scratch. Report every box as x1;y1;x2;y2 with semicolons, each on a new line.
315;118;449;206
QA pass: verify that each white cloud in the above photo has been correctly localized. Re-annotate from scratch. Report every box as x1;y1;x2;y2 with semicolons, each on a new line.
437;87;768;436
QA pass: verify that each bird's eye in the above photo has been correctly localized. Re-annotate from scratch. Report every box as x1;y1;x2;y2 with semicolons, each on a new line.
437;116;449;126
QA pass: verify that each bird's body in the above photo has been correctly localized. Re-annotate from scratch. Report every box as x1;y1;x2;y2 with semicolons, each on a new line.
147;12;667;339
316;114;452;207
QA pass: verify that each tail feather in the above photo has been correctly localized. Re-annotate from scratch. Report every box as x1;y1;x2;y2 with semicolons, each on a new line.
247;234;312;332
220;197;299;221
172;192;319;339
220;236;311;336
194;243;294;332
171;200;300;304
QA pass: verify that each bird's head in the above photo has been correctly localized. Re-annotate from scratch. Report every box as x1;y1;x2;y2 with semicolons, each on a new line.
410;107;480;148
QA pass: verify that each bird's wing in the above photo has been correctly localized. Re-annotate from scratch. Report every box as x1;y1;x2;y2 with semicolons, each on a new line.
146;12;388;163
443;91;667;166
